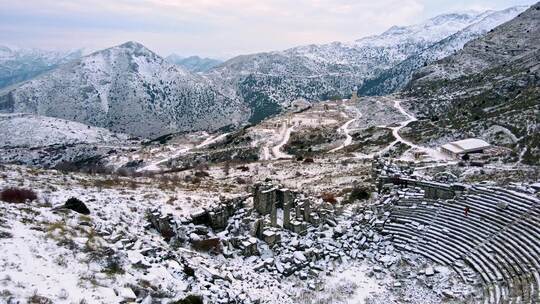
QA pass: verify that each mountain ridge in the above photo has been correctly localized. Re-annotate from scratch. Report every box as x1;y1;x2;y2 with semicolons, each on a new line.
357;6;528;95
0;45;82;90
0;6;532;138
404;3;540;164
166;54;223;73
0;41;248;137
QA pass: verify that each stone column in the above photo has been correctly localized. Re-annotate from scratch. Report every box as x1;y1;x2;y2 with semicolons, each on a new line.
295;200;302;220
252;183;262;211
283;190;292;229
303;200;311;222
255;187;276;215
270;201;277;227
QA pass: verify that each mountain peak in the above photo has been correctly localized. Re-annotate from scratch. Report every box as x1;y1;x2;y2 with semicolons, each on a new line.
355;9;494;47
93;41;161;62
118;41;148;50
166;54;223;73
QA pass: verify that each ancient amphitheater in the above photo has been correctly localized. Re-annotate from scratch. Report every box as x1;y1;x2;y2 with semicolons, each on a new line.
378;179;540;303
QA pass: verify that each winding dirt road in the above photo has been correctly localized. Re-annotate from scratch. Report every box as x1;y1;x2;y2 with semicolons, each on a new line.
272;123;294;159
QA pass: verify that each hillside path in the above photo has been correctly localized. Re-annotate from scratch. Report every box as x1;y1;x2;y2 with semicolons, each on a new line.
272;123;294;159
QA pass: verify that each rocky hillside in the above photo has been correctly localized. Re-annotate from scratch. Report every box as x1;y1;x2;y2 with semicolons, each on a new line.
358;6;527;96
0;42;248;138
207;10;494;123
0;46;82;89
166;54;223;73
404;3;540;164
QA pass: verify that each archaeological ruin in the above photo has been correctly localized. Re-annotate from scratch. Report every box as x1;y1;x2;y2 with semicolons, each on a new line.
142;158;540;303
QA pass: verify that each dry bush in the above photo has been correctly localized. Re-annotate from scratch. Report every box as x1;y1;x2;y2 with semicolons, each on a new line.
223;162;230;176
166;196;177;205
0;188;37;204
194;163;209;171
28;292;53;304
321;192;337;204
235;177;248;184
128;180;138;190
303;157;315;163
92;176;121;189
236;165;250;172
157;175;178;191
117;167;141;177
194;171;210;178
348;187;370;202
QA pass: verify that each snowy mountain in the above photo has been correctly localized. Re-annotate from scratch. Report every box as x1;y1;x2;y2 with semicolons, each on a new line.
358;6;528;95
166;54;223;73
0;42;249;138
206;10;500;123
0;46;82;89
0;7;530;137
405;3;540;164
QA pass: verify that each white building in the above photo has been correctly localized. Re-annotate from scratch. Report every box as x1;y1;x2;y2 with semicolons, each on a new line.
440;138;491;158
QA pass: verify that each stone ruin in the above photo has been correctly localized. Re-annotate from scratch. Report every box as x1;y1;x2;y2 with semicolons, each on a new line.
251;182;333;239
146;196;246;245
191;196;246;231
139;158;540;303
146;181;339;259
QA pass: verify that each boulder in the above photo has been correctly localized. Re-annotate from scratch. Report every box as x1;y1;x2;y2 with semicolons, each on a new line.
173;295;204;304
64;197;90;214
116;287;136;301
293;251;307;263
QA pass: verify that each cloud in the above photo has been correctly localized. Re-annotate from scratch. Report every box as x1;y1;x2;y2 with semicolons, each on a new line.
0;0;533;57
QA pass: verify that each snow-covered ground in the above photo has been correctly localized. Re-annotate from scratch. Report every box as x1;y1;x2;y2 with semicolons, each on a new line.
0;165;257;303
0;113;128;147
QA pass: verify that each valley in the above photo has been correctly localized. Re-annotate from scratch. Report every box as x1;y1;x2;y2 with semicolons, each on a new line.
1;93;538;303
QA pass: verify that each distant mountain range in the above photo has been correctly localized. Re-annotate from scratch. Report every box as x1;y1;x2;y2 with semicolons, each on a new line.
405;3;540;164
166;54;223;73
0;4;532;138
0;46;82;90
358;6;527;95
0;42;247;137
206;8;518;123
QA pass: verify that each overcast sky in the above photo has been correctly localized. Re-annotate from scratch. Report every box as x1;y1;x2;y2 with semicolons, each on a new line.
0;0;535;59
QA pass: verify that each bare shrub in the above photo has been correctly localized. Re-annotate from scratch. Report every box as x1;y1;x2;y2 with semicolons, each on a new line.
303;157;315;163
184;175;202;184
236;165;249;172
194;164;209;171
194;171;210;178
235;177;247;184
321;192;337;204
28;291;53;304
348;187;370;202
223;161;230;176
102;255;125;276
0;188;37;204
